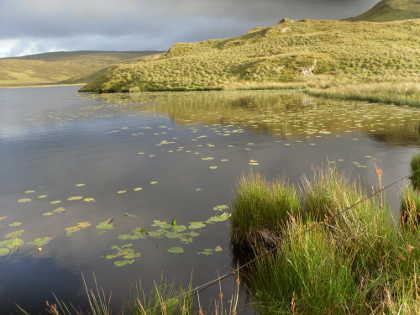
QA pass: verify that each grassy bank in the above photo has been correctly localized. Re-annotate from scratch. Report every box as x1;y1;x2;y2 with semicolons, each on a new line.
231;164;419;313
308;83;420;107
80;0;420;94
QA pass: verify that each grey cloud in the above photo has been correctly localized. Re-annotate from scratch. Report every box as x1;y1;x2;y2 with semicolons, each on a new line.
0;0;380;56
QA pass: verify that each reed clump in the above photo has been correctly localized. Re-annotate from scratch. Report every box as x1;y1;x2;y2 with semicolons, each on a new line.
231;167;419;314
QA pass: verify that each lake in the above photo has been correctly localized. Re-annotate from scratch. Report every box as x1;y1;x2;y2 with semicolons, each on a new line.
0;86;419;314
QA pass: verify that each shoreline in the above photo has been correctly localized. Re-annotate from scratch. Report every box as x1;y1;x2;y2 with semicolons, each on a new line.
0;83;85;89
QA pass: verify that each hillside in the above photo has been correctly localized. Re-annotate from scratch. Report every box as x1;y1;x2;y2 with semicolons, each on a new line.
80;17;420;93
351;0;420;21
0;51;161;87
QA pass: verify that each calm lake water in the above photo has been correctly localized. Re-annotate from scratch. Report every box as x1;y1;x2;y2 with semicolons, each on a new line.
0;86;419;314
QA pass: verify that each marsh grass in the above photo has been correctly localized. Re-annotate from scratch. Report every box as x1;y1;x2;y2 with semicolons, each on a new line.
308;83;420;107
232;168;419;314
410;153;420;189
18;276;242;315
230;174;300;248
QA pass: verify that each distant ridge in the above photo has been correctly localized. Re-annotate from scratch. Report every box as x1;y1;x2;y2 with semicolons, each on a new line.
351;0;420;21
0;50;162;87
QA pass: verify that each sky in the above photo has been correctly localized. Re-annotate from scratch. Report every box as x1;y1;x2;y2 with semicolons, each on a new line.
0;0;380;57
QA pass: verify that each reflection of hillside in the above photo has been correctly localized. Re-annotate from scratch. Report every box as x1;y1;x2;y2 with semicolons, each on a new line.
368;123;420;146
95;91;420;143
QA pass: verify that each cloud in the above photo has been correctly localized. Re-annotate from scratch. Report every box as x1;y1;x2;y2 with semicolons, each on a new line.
0;0;380;57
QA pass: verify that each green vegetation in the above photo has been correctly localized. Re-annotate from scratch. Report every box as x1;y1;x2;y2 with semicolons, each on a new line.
81;0;420;95
231;168;419;314
350;0;420;22
410;153;420;189
0;51;161;87
308;83;420;107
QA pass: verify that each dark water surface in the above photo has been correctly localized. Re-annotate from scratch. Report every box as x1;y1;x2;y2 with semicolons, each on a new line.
0;86;419;314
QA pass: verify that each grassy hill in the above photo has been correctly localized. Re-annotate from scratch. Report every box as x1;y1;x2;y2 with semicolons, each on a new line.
0;51;161;87
81;0;420;94
351;0;420;21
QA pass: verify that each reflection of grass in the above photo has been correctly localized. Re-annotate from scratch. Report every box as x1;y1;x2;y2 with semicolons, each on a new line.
231;168;419;314
95;91;420;146
308;83;420;107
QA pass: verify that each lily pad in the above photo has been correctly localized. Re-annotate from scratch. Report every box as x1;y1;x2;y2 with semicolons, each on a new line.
96;218;114;230
168;247;184;254
43;212;54;216
28;237;52;247
17;198;32;204
114;259;135;267
150;181;159;185
133;187;143;192
53;206;66;213
67;196;83;201
188;221;206;230
83;197;96;203
117;190;127;195
212;204;229;211
50;200;62;205
0;238;24;249
198;248;213;256
37;194;48;199
65;221;91;236
5;230;24;239
0;248;10;256
207;212;231;224
9;222;22;228
75;184;86;188
209;166;218;170
24;190;35;194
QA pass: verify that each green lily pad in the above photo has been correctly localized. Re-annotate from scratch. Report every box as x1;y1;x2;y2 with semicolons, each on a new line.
43;212;54;216
53;206;66;213
67;196;83;201
9;222;22;228
83;197;96;203
37;195;48;199
96;218;114;230
5;230;24;239
150;181;159;185
212;204;229;211
28;237;52;247
214;246;223;252
0;248;10;256
24;190;35;194
206;212;231;224
75;184;86;188
50;200;62;205
198;248;213;256
17;198;32;204
0;238;24;249
168;247;184;254
188;221;206;230
65;221;91;236
133;187;143;192
117;190;127;195
114;259;135;267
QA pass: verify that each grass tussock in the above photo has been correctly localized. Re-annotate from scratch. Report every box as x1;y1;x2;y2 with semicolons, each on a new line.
410;153;420;189
308;83;420;107
232;167;420;314
230;174;300;248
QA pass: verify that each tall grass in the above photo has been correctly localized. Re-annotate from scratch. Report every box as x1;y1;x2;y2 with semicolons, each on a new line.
410;153;420;189
230;174;300;248
232;168;419;314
